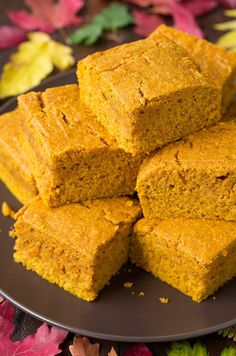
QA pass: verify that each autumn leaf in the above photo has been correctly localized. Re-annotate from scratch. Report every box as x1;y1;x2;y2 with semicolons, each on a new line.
8;0;84;33
0;295;5;303
127;0;172;14
0;26;26;49
0;300;67;355
214;9;236;50
69;335;100;356
133;10;163;36
0;32;74;99
167;341;208;356
221;347;236;356
108;347;119;356
185;0;217;16
0;299;15;339
171;1;203;37
69;2;134;45
219;0;236;7
124;343;153;356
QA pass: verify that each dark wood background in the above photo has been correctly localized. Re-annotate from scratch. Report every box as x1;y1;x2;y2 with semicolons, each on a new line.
0;1;235;354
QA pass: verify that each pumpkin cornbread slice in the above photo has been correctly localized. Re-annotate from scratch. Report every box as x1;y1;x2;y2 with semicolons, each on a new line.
137;120;236;221
151;25;236;113
18;84;143;208
130;218;236;302
13;196;142;301
77;36;221;154
0;110;37;204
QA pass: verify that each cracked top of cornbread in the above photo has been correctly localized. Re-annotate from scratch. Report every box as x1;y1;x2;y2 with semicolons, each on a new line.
18;84;116;164
151;25;236;89
134;218;236;265
15;196;142;256
78;36;216;112
138;120;236;181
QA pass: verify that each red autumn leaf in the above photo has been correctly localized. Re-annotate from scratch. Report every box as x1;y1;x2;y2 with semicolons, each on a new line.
0;300;15;339
128;0;172;14
171;1;203;37
0;26;27;49
184;0;218;16
69;335;100;356
218;0;236;7
8;0;84;33
133;10;164;36
0;300;67;356
124;343;153;356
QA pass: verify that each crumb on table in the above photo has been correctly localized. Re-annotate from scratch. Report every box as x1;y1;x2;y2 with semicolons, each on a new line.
138;292;145;297
2;202;15;218
159;297;169;304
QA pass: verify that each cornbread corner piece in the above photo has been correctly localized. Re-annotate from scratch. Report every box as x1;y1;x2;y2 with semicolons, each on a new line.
13;196;142;301
151;25;236;113
137;120;236;221
77;36;221;154
0;110;37;204
130;218;236;302
18;84;143;208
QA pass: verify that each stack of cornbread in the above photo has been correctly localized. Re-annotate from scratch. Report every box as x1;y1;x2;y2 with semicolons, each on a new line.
1;25;236;302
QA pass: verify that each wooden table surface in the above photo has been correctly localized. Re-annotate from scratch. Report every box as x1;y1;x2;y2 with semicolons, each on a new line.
0;1;235;354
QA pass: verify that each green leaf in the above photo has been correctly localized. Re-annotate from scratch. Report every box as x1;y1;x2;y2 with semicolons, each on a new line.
94;2;134;31
217;30;236;48
69;2;133;45
69;23;103;45
192;342;208;356
214;20;236;31
168;341;208;356
168;341;192;356
221;346;236;356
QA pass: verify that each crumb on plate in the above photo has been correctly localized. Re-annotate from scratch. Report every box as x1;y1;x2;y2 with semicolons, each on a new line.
159;297;169;304
124;282;133;288
2;202;15;218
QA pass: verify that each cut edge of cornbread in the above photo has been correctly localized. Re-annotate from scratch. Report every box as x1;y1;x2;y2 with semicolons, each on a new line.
0;110;37;204
136;120;236;221
130;218;236;302
13;197;142;301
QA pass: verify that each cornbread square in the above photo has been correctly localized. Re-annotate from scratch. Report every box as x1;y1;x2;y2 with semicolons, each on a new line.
137;121;236;221
130;218;236;302
18;85;143;208
77;36;221;154
0;110;37;204
151;25;236;113
13;196;142;301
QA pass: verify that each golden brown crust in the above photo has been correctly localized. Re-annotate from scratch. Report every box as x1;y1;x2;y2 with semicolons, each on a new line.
77;36;221;154
151;25;236;112
137;121;236;221
18;85;143;207
0;110;37;204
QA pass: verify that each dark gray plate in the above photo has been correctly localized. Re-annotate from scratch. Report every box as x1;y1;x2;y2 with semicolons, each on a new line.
0;71;236;342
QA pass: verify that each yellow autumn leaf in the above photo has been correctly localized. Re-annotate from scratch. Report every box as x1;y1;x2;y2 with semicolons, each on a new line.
217;30;236;49
0;32;75;99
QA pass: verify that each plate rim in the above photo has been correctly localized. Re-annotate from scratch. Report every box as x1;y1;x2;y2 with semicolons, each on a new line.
1;289;236;343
